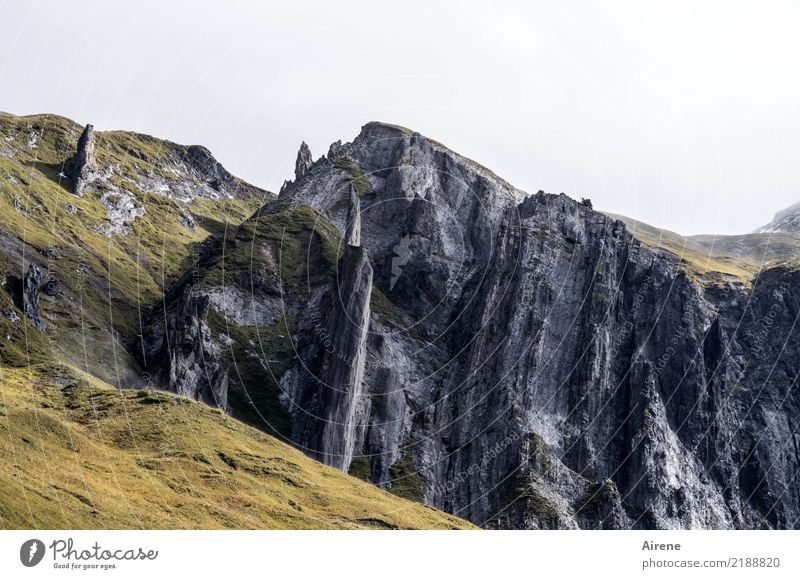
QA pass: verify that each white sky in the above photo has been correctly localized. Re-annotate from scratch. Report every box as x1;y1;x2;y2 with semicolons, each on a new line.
2;0;799;235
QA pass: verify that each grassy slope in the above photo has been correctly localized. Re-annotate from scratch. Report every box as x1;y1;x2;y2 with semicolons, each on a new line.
690;231;800;270
607;213;760;281
0;363;472;530
0;113;265;384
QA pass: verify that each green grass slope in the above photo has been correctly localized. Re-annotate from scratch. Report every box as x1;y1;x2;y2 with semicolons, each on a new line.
610;212;800;284
0;113;267;384
0;363;472;530
608;213;764;282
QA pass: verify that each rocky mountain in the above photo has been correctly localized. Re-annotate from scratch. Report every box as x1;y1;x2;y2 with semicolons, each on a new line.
3;113;800;529
756;201;800;233
0;112;470;530
269;125;800;529
0;112;268;387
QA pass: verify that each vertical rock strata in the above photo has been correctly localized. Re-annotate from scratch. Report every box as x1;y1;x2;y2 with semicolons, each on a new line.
271;122;800;528
289;184;373;470
294;141;313;180
142;121;800;529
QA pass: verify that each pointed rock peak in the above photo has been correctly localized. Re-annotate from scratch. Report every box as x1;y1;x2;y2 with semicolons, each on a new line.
344;183;361;248
295;141;313;180
328;139;344;159
65;123;97;196
77;124;96;155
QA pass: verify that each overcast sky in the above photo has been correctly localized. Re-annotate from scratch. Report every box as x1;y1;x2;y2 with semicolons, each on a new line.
2;0;799;235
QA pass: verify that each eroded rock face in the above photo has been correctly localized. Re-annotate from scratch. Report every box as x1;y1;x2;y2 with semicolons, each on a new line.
23;264;45;331
94;190;146;237
284;184;373;470
184;145;251;198
294;141;313;180
141;285;228;410
756;200;800;232
65;124;97;196
138;121;800;529
267;122;800;529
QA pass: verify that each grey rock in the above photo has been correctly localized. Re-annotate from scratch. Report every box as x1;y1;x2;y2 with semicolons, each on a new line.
756;200;800;232
39;246;58;260
269;122;800;529
294;141;313;180
64;124;97;196
139;120;800;530
134;143;269;202
2;309;20;325
22;264;45;331
141;285;228;410
186;145;235;195
344;183;361;247
179;210;195;230
94;190;145;236
203;286;284;327
286;184;374;470
327;139;343;159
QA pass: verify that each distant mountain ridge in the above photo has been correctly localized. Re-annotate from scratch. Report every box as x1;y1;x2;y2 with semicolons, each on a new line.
756;200;800;233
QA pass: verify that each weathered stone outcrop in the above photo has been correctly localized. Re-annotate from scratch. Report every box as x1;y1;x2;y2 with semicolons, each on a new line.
756;200;800;232
141;285;228;410
295;141;313;180
64;124;97;196
23;264;45;331
183;144;256;198
286;184;374;470
95;190;146;237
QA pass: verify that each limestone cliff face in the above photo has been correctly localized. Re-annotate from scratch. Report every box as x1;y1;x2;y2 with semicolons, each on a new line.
263;122;800;529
